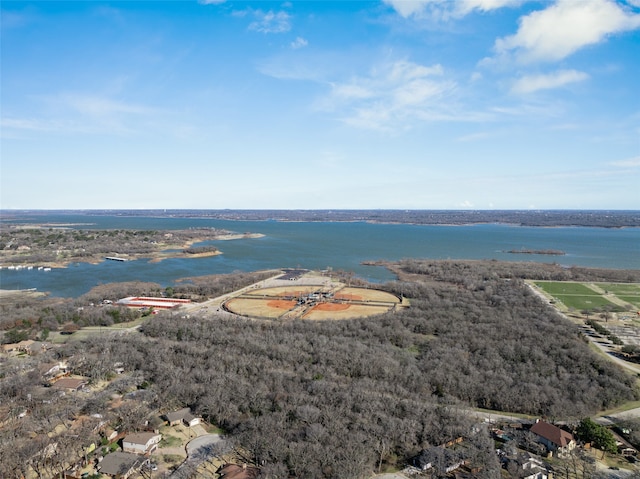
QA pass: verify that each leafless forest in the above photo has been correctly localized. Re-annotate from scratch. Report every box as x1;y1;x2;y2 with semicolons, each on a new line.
2;260;638;478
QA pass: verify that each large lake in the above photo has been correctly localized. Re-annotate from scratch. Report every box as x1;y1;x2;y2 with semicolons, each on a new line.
1;213;639;297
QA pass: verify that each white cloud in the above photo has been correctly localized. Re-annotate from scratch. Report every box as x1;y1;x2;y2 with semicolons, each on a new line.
382;0;435;18
382;0;522;18
248;10;291;33
457;131;490;142
460;200;474;208
60;94;153;116
457;0;524;15
322;60;457;131
495;0;640;63
1;94;160;138
610;156;640;167
511;69;589;94
291;36;308;49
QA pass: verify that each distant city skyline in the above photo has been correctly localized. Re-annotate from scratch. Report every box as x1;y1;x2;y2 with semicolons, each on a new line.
2;0;639;210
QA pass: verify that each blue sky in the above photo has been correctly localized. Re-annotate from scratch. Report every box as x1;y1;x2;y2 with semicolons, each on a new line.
2;0;639;210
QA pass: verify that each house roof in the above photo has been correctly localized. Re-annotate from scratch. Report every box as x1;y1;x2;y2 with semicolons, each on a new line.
218;464;260;479
98;452;142;476
123;432;160;445
165;407;190;422
166;407;199;423
51;377;86;390
530;421;574;447
183;411;198;423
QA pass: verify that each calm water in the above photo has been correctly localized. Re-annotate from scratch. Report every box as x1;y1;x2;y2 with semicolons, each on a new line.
1;213;639;297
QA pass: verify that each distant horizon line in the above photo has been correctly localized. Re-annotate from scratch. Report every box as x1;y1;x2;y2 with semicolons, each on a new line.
2;208;639;212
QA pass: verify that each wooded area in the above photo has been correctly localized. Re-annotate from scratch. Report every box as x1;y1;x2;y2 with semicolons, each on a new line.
0;226;229;266
66;209;640;228
1;260;639;478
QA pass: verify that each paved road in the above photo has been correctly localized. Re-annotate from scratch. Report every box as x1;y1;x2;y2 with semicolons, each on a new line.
596;408;640;426
185;434;223;457
170;434;227;477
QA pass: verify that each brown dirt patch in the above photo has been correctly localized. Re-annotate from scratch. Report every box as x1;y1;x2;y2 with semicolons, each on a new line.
277;290;307;297
267;299;296;310
313;302;350;311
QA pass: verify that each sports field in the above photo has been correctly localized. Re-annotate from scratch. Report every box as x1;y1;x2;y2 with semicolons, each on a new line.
533;281;638;312
223;285;402;320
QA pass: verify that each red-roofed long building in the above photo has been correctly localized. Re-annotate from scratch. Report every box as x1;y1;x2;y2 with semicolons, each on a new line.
117;297;191;310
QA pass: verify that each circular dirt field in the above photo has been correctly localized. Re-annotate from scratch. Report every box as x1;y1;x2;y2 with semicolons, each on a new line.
223;285;401;320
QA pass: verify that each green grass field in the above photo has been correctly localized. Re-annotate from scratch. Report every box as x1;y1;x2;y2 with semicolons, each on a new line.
598;283;640;296
533;281;595;296
554;294;622;311
534;281;632;312
618;296;640;309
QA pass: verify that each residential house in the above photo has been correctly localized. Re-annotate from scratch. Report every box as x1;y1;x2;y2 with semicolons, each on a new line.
39;360;68;379
52;377;87;391
503;453;550;479
217;464;260;479
412;446;465;474
24;341;49;355
122;432;161;455
97;452;144;478
530;420;576;457
165;407;201;427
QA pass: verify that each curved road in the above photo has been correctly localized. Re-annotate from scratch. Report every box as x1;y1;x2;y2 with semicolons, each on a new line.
170;434;227;477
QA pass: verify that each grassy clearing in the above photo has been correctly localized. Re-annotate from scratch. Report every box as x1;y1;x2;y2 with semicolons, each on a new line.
599;283;640;296
46;319;145;344
597;400;640;417
159;434;183;448
534;281;596;296
535;281;636;311
555;295;623;311
618;296;640;308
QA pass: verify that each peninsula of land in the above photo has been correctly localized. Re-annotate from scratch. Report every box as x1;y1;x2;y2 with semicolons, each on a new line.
0;225;264;268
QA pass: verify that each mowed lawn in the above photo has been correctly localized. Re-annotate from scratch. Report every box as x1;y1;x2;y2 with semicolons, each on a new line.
533;281;625;311
533;281;595;296
599;283;640;309
554;295;622;311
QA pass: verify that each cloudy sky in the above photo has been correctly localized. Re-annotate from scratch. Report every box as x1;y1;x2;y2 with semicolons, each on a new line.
2;0;639;210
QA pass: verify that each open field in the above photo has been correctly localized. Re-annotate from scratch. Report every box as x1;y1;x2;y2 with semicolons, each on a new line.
533;281;596;296
533;281;637;312
554;294;623;311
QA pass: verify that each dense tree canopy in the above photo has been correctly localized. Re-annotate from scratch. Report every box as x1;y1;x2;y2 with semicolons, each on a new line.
1;260;637;479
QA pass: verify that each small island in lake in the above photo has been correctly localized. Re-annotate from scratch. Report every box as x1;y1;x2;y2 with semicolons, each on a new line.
504;248;566;256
